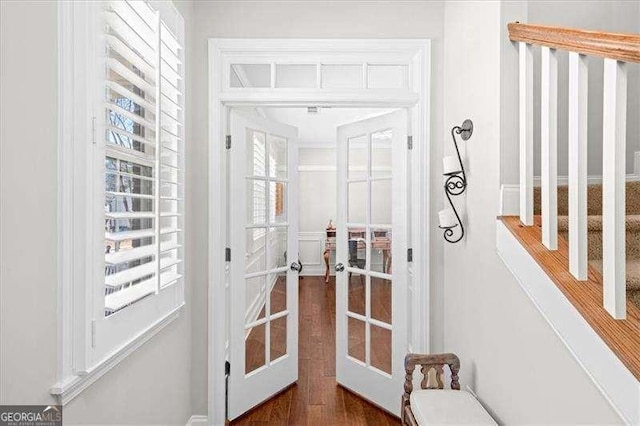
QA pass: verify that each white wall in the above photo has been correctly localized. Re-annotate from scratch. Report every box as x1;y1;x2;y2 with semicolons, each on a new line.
501;0;640;184
190;1;447;415
530;1;640;177
0;1;194;424
298;147;337;275
444;1;621;424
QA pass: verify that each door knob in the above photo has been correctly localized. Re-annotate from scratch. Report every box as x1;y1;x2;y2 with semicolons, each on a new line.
290;261;302;272
335;263;345;272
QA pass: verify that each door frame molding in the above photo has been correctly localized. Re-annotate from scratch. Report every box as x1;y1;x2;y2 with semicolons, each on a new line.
208;38;431;425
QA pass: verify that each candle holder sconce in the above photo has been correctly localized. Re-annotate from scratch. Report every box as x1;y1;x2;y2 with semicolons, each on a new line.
439;119;473;243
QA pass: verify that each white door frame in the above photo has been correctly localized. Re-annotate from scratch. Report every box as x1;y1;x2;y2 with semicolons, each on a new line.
208;38;431;425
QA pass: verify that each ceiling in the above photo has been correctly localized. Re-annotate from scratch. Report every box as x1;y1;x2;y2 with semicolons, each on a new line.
260;107;397;145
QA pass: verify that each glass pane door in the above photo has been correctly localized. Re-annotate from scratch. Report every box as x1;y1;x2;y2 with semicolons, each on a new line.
336;110;407;415
228;110;299;420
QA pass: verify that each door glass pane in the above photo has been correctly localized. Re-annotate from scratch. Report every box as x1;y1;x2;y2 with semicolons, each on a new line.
247;130;267;177
247;179;267;225
246;227;266;271
370;228;391;274
269;227;288;269
321;64;362;89
246;275;266;321
370;325;391;374
348;135;368;180
348;317;366;363
270;315;287;362
245;322;266;374
269;182;287;224
231;64;271;88
275;64;316;88
348;182;367;223
268;135;288;179
371;129;392;178
371;276;392;324
347;272;365;316
371;179;391;224
270;273;287;315
347;227;366;271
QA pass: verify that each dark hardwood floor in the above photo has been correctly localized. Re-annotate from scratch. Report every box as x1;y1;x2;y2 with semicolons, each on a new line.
232;276;399;425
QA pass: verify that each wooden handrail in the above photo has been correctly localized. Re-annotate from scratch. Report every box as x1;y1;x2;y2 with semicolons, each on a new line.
508;22;640;63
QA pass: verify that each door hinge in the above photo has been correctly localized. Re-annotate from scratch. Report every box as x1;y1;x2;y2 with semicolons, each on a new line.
91;319;96;348
225;360;231;376
91;117;97;145
225;135;232;150
407;135;413;150
407;248;413;262
225;247;231;262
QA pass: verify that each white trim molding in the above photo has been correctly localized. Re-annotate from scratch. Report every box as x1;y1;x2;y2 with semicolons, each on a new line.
209;38;431;425
500;160;640;216
51;304;183;405
186;415;209;426
55;0;186;405
497;221;639;424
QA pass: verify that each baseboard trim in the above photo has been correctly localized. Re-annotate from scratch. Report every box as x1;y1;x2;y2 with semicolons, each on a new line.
500;163;640;216
186;415;208;425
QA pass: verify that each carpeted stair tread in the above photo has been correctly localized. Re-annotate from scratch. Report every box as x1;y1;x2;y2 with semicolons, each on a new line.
532;181;640;310
590;258;640;290
534;181;640;216
556;215;640;232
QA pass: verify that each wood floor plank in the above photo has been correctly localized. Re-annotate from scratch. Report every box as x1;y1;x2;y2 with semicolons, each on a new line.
230;276;400;425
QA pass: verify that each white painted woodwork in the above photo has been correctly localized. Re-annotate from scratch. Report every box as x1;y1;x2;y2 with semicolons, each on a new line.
541;47;558;250
568;52;588;281
208;38;431;426
602;58;627;319
228;110;299;420
54;0;186;404
519;42;534;226
496;221;640;425
336;110;407;416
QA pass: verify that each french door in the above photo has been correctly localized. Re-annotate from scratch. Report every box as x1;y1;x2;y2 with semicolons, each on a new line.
228;110;299;420
335;110;408;415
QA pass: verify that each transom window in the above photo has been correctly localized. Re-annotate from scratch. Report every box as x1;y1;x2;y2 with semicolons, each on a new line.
228;62;409;90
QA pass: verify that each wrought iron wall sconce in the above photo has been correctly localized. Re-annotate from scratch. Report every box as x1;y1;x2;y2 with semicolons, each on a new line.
439;119;473;243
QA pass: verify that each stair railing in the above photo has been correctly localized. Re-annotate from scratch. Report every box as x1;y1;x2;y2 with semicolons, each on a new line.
508;23;640;320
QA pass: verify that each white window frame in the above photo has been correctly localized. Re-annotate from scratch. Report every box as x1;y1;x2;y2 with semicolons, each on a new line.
52;0;185;405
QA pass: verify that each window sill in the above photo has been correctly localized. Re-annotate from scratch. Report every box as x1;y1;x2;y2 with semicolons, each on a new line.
50;303;184;405
497;217;640;424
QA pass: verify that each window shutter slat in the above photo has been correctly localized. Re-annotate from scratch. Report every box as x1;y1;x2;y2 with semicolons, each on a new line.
104;0;184;315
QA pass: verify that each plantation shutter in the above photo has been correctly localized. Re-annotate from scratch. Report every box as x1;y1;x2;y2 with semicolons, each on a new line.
103;0;184;317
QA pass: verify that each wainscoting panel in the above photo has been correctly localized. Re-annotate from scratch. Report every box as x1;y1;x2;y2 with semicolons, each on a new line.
299;232;327;276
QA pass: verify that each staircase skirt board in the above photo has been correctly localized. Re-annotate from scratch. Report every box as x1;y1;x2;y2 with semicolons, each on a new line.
533;181;640;310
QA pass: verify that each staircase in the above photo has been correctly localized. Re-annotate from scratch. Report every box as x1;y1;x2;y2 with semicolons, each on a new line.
534;181;640;309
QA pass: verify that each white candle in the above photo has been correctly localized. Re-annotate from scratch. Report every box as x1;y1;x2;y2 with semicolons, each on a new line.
443;155;462;175
438;208;457;228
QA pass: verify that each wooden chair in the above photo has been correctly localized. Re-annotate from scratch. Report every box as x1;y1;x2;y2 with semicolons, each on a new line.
402;353;495;425
402;353;460;425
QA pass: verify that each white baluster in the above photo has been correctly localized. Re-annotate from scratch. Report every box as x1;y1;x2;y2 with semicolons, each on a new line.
541;46;558;250
602;58;627;319
519;42;533;226
568;52;588;281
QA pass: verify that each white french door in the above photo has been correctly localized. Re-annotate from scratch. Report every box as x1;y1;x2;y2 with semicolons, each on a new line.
228;110;299;420
335;110;408;415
